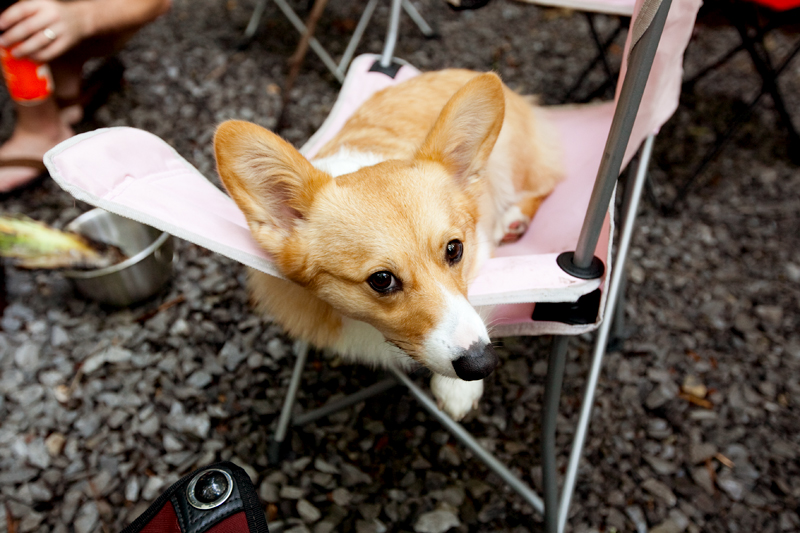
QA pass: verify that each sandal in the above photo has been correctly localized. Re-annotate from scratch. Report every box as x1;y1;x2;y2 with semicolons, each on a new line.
55;57;126;124
0;158;48;199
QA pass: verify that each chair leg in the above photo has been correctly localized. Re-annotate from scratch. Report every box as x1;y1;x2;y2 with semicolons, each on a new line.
389;367;546;515
563;13;626;103
336;0;380;79
272;0;344;82
542;335;570;533
730;12;800;162
379;0;404;68
401;0;437;38
292;376;398;426
556;134;655;533
269;341;310;464
242;0;270;44
668;11;800;209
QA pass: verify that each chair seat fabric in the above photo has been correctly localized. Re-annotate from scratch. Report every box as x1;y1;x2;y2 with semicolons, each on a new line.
45;53;615;337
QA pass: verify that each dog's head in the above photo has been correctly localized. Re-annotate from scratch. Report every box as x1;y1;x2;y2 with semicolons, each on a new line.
214;73;504;380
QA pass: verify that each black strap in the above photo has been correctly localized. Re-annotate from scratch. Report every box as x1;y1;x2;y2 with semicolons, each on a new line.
121;462;269;533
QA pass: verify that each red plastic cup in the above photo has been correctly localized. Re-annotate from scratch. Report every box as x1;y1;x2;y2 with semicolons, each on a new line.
0;46;53;104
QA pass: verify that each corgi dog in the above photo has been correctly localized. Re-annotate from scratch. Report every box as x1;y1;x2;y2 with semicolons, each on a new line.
214;69;561;420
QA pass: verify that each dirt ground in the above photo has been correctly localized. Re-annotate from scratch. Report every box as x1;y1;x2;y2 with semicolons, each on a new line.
1;0;799;532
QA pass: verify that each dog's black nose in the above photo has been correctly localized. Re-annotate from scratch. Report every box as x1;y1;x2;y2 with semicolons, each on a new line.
452;342;498;381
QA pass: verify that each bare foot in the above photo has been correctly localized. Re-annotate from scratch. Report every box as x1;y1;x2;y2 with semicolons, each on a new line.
0;120;73;193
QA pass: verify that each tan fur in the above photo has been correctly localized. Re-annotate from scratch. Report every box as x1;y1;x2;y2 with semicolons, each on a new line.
317;70;561;205
214;69;562;376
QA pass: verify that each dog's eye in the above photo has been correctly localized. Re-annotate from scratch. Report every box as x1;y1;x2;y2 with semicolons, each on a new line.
368;271;401;293
446;240;463;265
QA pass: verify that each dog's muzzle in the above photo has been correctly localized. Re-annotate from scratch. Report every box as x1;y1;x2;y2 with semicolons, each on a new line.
452;342;498;381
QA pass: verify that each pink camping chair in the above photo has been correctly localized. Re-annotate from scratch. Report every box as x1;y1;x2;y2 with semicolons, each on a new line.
44;0;700;529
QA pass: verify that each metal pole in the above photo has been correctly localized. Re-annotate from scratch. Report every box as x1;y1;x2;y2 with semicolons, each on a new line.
557;135;655;533
572;0;672;271
389;367;545;514
270;341;309;462
272;0;344;82
542;336;570;533
336;0;380;78
401;0;435;37
243;0;270;40
380;0;403;68
292;377;398;426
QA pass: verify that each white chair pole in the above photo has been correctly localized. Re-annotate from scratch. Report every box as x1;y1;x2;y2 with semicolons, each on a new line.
272;0;345;82
401;0;436;36
380;0;404;68
243;0;270;40
336;0;381;78
389;367;546;514
269;341;309;462
557;134;655;533
542;335;571;533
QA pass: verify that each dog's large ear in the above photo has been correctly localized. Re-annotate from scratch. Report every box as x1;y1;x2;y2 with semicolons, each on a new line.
214;120;331;255
415;72;505;186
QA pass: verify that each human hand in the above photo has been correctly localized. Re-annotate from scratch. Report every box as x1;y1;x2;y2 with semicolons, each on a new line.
0;0;90;63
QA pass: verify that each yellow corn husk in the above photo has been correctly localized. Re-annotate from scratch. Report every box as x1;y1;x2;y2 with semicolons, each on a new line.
0;215;125;270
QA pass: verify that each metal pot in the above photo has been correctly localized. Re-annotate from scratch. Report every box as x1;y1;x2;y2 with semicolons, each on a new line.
63;209;174;306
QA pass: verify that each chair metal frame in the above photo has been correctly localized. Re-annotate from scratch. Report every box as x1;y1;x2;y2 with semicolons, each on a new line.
241;0;436;83
267;0;675;531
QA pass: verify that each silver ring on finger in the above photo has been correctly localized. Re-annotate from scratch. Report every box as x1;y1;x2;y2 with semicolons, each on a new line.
42;27;57;41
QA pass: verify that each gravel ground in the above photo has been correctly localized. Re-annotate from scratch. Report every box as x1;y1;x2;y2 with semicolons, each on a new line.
1;0;799;532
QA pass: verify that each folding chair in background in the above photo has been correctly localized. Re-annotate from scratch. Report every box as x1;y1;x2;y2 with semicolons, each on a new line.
239;0;436;83
44;0;700;529
663;0;800;210
515;0;636;102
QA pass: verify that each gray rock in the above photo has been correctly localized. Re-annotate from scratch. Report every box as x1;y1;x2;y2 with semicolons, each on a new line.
125;477;141;502
646;382;679;409
142;476;166;501
691;466;716;495
259;480;279;503
137;414;161;437
220;340;247;371
14;342;40;371
716;473;745;501
27;481;54;502
330;487;352;507
689;442;718;464
314;522;336;533
642;478;678;507
297;499;322;523
187;370;213;389
650;519;685;533
166;402;210;438
314;458;339;474
25;437;51;469
73;501;99;533
169;318;191;336
644;455;678;475
266;338;287;360
280;486;306;499
624;505;648;533
18;511;45;533
414;509;460;533
51;325;70;347
341;463;371;486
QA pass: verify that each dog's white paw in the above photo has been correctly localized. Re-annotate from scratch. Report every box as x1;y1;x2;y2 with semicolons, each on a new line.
430;374;483;421
494;204;530;244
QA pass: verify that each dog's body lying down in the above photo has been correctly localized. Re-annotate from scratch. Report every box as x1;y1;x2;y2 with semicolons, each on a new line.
214;70;562;420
